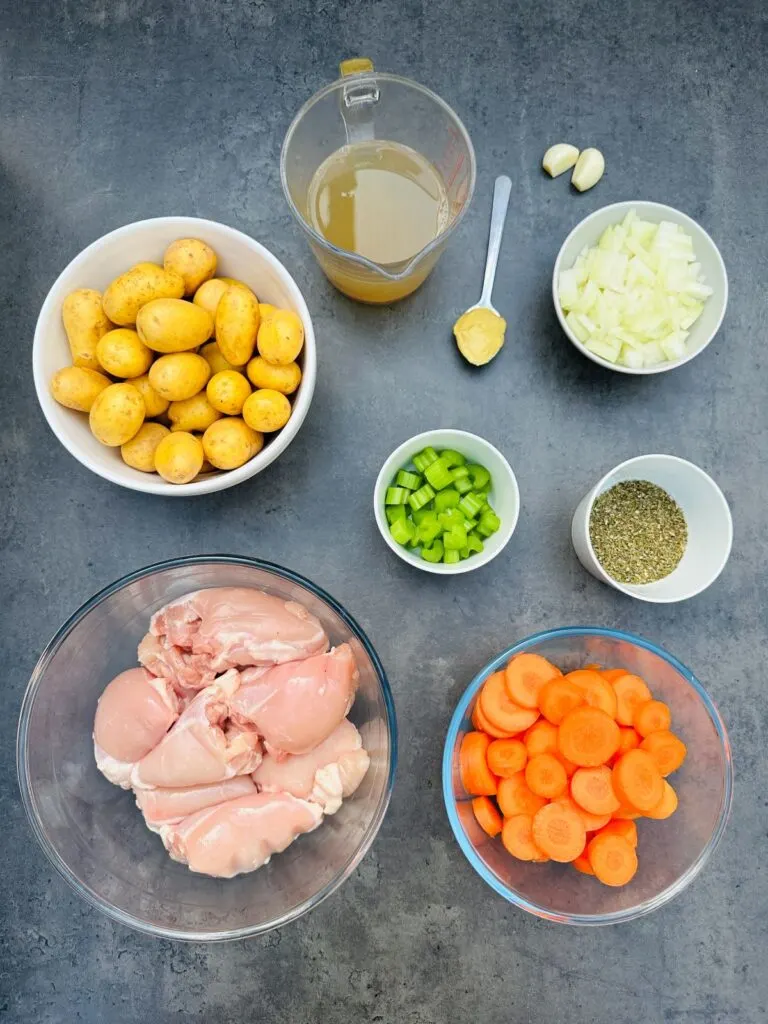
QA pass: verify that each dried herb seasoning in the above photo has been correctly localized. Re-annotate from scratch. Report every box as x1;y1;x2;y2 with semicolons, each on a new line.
589;480;687;584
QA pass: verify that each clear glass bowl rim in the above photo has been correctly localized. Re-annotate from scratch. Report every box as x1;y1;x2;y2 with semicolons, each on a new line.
441;625;733;927
16;554;398;942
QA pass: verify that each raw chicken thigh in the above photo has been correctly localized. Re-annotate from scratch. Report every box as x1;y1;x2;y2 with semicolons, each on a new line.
137;632;217;698
150;587;328;671
135;775;257;830
162;791;323;877
230;644;359;755
253;719;370;814
93;668;179;788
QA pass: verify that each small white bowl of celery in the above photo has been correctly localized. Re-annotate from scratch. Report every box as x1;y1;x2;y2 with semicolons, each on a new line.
553;201;727;374
374;429;520;575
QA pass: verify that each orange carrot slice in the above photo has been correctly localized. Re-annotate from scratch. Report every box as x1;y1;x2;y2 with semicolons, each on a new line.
523;719;559;757
501;814;549;862
612;749;664;811
496;772;548;818
538;679;585;725
566;670;618;719
480;671;540;735
504;653;562;709
487;738;528;778
640;730;687;776
633;700;672;737
614;726;641;760
612;801;641;821
612;673;653;726
556;795;611;833
557;706;620;767
645;779;678;820
472;795;503;837
532;802;587;862
525;753;568;799
571;766;620;815
459;731;497;796
587;833;638;886
602;668;628;684
598;819;638;847
572;853;595;875
472;698;515;739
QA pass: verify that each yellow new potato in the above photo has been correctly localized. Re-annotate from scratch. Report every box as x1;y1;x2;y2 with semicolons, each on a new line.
256;309;304;365
259;303;276;322
131;374;169;418
163;238;217;296
215;283;260;366
89;382;145;446
202;417;263;470
121;422;170;472
199;341;245;375
154;431;204;484
96;328;153;378
136;298;213;353
245;356;301;395
102;262;184;325
149;353;210;402
50;366;111;412
168;392;222;432
206;370;252;415
242;389;292;432
193;279;230;331
62;289;113;370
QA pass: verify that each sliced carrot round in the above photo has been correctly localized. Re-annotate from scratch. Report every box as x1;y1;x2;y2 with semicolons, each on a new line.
612;673;653;726
501;813;548;862
612;749;664;811
525;753;568;799
640;730;687;776
496;772;548;818
523;719;559;757
556;752;578;777
565;670;618;719
614;726;641;761
633;699;672;737
571;766;620;815
504;653;562;709
532;802;586;862
572;853;595;875
645;779;678;820
598;819;638;847
472;795;503;837
480;671;540;735
557;706;620;767
601;668;628;684
472;697;515;739
587;833;638;886
459;731;497;796
556;795;611;833
612;801;641;821
538;678;585;725
487;738;528;778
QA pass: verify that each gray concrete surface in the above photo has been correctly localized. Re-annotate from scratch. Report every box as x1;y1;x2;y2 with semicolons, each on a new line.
1;0;766;1021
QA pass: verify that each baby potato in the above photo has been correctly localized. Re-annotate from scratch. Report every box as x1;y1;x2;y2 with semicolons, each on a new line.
256;309;304;365
136;298;213;353
242;389;292;432
200;340;245;375
62;288;113;371
154;430;204;484
121;422;170;472
259;303;276;322
149;353;210;402
50;366;111;412
89;382;145;446
215;283;260;367
168;392;222;432
193;279;230;330
163;238;217;296
245;356;301;395
130;374;169;418
202;417;263;470
102;262;184;326
96;328;153;378
206;370;252;415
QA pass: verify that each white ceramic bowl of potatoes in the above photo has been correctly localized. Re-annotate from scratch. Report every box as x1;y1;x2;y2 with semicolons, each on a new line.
33;217;316;495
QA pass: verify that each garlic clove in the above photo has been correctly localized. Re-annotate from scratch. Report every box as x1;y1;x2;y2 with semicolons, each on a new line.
572;148;605;192
542;143;580;178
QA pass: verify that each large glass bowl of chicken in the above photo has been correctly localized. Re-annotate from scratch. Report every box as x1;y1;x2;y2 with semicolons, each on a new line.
16;556;396;941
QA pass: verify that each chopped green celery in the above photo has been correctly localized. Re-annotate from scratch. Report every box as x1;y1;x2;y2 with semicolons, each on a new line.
467;464;491;490
462;517;477;531
434;488;460;513
416;513;441;545
477;511;501;537
385;486;409;505
412;447;439;472
421;539;444;563
450;465;470;481
386;506;407;525
458;492;485;518
395;469;422;490
390;517;415;546
423;457;454;491
454;475;474;495
466;532;484;554
440;449;466;468
411;507;433;525
443;549;461;564
408;484;435;511
438;508;464;530
443;525;468;551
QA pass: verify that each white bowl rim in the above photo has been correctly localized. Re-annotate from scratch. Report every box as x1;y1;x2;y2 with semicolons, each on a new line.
552;200;729;376
580;453;733;603
33;216;317;496
373;428;520;575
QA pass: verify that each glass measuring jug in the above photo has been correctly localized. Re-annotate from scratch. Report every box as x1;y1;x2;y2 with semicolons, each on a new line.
281;60;476;304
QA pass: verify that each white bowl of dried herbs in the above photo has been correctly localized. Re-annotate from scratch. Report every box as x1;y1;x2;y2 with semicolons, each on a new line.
571;454;732;602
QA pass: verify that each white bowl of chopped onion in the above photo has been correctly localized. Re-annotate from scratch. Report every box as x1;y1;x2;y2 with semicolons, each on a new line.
553;201;728;374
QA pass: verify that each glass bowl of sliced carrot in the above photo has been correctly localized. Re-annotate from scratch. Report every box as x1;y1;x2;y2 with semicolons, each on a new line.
442;627;733;925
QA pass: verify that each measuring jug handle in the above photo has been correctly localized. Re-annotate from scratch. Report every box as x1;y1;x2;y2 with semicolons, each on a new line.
338;57;378;144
